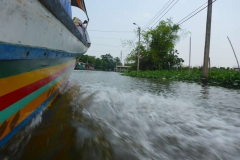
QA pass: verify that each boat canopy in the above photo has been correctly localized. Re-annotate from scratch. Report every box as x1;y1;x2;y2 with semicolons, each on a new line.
71;0;89;20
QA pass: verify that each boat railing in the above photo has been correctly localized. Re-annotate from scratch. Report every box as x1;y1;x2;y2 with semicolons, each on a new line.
39;0;90;48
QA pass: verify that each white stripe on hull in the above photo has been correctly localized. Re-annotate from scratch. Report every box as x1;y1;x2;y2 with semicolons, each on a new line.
0;0;88;54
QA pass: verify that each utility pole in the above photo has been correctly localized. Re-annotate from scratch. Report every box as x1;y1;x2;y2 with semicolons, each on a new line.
133;23;141;71
227;36;240;76
188;37;191;74
137;27;140;72
202;0;213;85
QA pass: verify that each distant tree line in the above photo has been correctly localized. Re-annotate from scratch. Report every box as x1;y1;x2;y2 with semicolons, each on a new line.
125;19;188;71
79;54;122;71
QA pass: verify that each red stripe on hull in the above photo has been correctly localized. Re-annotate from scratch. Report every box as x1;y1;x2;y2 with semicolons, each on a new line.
0;64;74;111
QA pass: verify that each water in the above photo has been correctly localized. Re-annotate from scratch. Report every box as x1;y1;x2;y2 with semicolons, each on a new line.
1;70;240;160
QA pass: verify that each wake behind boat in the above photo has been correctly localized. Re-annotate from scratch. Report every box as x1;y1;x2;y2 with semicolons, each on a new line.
0;0;90;147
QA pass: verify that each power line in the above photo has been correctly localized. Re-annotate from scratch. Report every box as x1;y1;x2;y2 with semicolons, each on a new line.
128;0;178;56
88;50;121;53
152;0;179;27
178;0;217;25
90;49;120;51
122;35;138;53
177;1;208;25
91;37;134;41
143;0;173;30
91;37;122;39
93;43;122;47
88;30;133;33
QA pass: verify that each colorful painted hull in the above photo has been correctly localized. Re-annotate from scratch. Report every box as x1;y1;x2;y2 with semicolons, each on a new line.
0;0;89;147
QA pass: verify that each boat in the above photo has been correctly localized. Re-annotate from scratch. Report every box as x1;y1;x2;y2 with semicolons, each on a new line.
0;0;90;147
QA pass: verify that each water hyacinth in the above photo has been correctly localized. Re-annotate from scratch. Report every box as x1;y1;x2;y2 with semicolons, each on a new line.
121;69;240;89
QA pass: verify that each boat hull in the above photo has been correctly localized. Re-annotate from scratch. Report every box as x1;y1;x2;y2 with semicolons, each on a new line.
0;0;89;147
0;0;88;54
0;43;77;147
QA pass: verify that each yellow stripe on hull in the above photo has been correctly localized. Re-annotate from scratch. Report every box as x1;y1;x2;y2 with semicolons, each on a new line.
0;59;75;97
0;72;71;140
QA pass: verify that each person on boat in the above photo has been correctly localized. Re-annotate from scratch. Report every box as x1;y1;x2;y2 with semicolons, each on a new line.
73;17;84;35
73;17;91;45
82;20;91;45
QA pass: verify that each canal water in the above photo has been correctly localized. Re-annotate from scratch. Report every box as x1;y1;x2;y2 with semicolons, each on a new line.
1;70;240;160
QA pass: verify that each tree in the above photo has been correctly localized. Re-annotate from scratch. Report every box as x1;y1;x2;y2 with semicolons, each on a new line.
125;19;186;70
143;19;184;70
114;57;122;66
101;54;114;71
79;53;124;71
94;58;102;70
79;55;96;64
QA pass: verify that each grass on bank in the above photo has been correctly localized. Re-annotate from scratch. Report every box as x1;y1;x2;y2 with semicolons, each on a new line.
121;69;240;89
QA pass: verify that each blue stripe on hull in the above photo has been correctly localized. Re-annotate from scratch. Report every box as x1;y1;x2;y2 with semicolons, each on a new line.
0;42;83;60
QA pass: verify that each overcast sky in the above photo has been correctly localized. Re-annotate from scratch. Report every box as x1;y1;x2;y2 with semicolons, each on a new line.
72;0;240;68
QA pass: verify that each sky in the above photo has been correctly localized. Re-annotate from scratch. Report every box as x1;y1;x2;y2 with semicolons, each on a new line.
72;0;240;68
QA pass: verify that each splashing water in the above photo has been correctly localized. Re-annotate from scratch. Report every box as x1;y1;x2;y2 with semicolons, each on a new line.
1;70;240;160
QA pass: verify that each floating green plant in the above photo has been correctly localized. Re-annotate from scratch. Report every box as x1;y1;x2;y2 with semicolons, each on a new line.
121;69;240;89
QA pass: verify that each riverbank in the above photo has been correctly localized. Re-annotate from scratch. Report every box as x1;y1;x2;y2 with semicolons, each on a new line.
121;69;240;89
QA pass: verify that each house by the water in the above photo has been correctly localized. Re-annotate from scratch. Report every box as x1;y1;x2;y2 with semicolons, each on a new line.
75;62;94;70
233;66;240;71
115;66;130;72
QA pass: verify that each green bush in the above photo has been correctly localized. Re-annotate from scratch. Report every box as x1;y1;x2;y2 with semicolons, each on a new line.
121;70;240;89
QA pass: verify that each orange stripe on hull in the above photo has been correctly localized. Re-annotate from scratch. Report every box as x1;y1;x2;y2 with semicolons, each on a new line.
0;72;71;141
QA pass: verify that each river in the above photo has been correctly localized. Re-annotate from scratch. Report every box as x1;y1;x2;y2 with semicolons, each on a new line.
1;70;240;160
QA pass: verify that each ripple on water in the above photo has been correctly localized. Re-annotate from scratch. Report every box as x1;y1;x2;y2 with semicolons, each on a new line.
69;71;240;159
1;71;239;160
